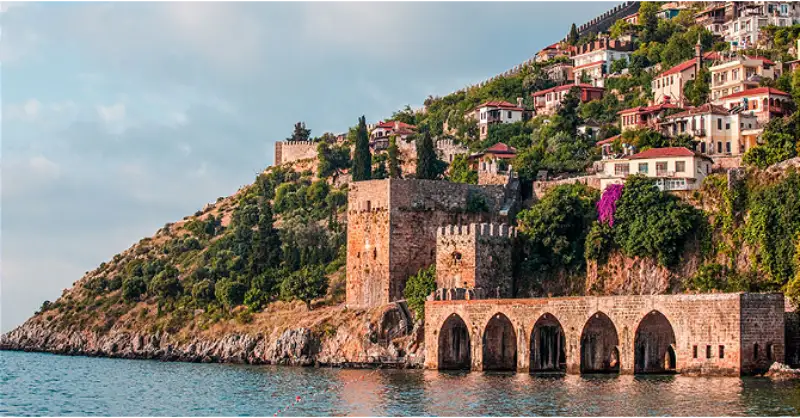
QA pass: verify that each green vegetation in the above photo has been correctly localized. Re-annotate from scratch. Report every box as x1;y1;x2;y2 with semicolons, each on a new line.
280;265;329;310
743;116;800;169
352;115;371;181
404;265;437;320
447;154;477;184
415;130;446;180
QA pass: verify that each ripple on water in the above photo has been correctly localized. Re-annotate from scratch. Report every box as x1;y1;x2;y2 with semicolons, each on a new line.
1;351;799;416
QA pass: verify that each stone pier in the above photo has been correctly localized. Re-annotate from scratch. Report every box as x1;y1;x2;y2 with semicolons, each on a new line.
425;293;785;376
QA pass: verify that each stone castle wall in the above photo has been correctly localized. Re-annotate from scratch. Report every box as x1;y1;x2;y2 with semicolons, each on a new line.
346;179;511;308
425;293;786;376
739;293;786;374
275;141;318;166
436;139;469;163
435;223;515;298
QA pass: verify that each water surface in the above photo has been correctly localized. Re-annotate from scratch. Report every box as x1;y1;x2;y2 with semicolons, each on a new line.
2;351;799;416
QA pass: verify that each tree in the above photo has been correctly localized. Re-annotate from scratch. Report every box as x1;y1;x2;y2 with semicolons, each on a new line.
639;2;660;43
743;116;799;168
609;19;633;40
447;154;478;184
391;105;416;125
191;280;215;304
280;265;328;310
215;279;247;310
792;69;800;106
317;142;351;181
404;265;436;320
517;184;599;271
415;130;444;180
555;87;581;135
567;23;579;45
351;116;372;181
387;136;402;178
287;122;311;142
122;276;146;302
148;268;182;299
684;68;710;106
249;201;282;276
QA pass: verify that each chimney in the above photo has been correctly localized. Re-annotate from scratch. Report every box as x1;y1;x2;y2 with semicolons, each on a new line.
394;121;400;131
695;34;703;70
516;97;524;108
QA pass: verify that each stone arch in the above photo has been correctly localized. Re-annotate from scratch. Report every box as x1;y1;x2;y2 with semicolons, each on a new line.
438;313;471;370
530;313;566;372
482;312;517;371
580;311;620;374
634;310;677;374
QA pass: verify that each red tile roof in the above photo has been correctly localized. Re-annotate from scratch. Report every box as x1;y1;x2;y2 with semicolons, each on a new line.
532;83;603;97
374;120;416;130
717;87;790;101
597;135;620;146
574;60;606;70
628;147;696;160
665;103;729;119
484;142;517;155
474;100;524;112
618;103;682;115
658;53;721;77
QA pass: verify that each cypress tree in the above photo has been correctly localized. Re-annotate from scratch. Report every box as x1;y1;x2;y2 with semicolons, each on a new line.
249;201;281;276
388;135;401;178
416;130;441;180
351;115;372;181
568;23;579;45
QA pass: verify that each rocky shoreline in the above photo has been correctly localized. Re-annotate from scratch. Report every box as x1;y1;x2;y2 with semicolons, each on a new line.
0;314;426;369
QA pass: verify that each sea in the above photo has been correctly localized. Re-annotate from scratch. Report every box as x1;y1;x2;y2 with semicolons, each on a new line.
2;351;799;416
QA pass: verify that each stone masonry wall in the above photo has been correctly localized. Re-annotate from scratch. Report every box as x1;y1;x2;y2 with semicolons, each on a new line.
739;293;786;374
275;141;318;166
424;293;783;376
436;223;515;297
346;179;510;308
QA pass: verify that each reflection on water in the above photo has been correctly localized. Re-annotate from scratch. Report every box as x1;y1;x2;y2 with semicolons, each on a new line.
2;351;799;416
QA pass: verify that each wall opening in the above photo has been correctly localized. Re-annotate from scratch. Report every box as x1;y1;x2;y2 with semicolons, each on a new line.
482;313;517;371
580;312;620;374
530;314;566;373
438;314;471;370
634;310;677;374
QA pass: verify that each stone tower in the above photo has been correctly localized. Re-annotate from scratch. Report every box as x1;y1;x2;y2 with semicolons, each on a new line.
435;223;515;300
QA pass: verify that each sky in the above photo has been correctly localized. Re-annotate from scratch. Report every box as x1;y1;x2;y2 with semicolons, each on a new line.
1;1;614;332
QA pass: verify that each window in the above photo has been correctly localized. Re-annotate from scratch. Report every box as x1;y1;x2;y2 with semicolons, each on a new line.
767;344;774;361
701;142;706;153
451;251;462;265
726;142;731;153
693;345;698;359
719;345;725;359
638;163;649;174
753;343;759;360
507;111;512;118
365;200;371;211
656;161;668;176
614;163;630;176
706;345;712;359
675;161;686;172
726;122;730;130
718;142;723;153
718;119;722;130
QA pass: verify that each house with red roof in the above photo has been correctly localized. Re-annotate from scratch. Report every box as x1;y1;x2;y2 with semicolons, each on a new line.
661;103;760;156
571;38;634;87
535;42;569;63
618;102;682;132
599;146;714;192
709;55;779;102
713;87;792;123
369;120;416;150
651;50;720;105
468;100;525;140
531;84;604;116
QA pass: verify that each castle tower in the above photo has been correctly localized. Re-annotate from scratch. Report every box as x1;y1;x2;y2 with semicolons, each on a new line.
435;223;516;299
346;179;512;308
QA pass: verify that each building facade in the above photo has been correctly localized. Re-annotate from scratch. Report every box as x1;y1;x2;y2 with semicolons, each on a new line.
661;103;760;156
532;84;604;116
709;55;778;102
599;147;713;192
469;100;524;140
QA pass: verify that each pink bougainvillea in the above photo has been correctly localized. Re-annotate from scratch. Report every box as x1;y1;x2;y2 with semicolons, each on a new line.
597;184;624;227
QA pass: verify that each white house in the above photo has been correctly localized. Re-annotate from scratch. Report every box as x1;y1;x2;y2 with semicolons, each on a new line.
600;147;713;192
571;39;634;87
661;103;760;156
469;100;524;140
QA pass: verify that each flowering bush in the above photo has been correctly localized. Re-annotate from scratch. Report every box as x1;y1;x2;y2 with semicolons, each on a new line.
597;184;624;227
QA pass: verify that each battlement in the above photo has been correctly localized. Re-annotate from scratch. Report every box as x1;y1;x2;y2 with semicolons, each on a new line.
437;223;516;239
275;141;318;165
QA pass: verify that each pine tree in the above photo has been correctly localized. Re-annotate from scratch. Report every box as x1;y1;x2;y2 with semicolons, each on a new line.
249;201;282;276
568;23;579;45
416;130;442;180
351;116;372;181
388;136;401;178
287;122;311;142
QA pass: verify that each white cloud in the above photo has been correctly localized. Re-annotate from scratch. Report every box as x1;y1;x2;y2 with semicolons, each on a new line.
28;155;60;179
96;102;126;125
5;99;41;121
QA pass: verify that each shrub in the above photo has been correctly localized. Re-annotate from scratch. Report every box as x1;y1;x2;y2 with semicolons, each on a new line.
148;270;182;299
279;265;328;310
404;265;436;321
215;279;247;309
688;263;726;292
122;276;147;302
191;280;215;304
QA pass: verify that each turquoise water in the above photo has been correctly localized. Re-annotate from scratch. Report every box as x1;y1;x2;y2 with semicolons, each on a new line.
2;351;799;416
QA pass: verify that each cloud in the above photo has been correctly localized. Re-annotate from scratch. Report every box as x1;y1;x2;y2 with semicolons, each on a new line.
96;102;126;124
5;99;41;121
28;155;61;179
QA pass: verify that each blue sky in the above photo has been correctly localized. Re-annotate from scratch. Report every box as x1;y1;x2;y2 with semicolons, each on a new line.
1;1;614;331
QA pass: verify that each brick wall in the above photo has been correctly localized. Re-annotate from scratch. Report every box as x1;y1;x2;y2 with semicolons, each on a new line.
346;179;510;308
275;141;318;166
739;293;785;374
424;293;783;376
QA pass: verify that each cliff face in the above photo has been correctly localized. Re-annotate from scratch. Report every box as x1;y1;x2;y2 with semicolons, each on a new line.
585;249;700;296
0;302;425;367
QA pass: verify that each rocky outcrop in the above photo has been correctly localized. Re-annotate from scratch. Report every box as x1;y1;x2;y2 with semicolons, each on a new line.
0;305;426;368
586;249;699;295
765;362;800;380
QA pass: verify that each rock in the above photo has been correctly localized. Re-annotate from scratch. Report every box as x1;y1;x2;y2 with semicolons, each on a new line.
765;362;800;380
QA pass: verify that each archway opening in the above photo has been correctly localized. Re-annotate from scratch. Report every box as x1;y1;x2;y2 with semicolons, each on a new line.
634;310;677;374
580;312;620;374
530;314;566;372
482;313;517;371
438;314;471;370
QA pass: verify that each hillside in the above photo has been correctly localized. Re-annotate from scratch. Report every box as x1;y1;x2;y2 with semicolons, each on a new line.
4;2;800;366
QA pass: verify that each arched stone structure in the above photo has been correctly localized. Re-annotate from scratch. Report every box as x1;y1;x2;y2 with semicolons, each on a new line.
482;313;517;371
634;310;677;374
580;312;620;373
438;314;471;370
530;313;566;372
